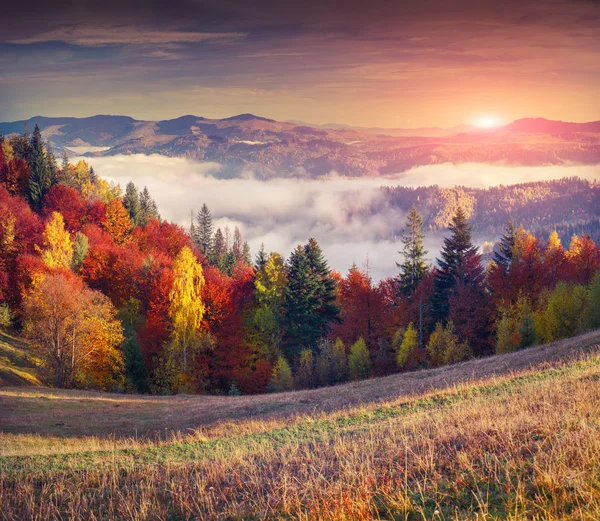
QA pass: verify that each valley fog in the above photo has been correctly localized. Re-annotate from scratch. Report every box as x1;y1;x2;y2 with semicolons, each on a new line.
75;153;600;280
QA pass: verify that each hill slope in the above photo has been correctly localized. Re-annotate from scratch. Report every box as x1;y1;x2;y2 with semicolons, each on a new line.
0;331;599;519
0;333;41;387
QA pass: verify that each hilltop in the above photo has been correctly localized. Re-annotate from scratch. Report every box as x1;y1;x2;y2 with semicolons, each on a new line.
1;114;599;179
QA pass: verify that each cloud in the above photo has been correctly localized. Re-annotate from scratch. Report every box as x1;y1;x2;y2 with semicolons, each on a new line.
9;27;247;46
74;153;600;280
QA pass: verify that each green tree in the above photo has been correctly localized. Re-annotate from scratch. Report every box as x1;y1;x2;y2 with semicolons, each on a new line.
118;298;148;393
348;338;371;380
283;239;339;359
139;186;160;224
427;322;472;366
123;182;141;226
397;205;429;296
296;348;316;389
269;356;294;392
397;322;420;370
493;219;517;272
195;203;214;257
535;282;588;343
585;271;600;329
27;124;51;208
71;232;89;272
332;338;348;383
431;207;480;324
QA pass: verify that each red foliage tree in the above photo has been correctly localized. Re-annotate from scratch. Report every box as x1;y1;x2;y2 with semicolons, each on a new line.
42;185;87;233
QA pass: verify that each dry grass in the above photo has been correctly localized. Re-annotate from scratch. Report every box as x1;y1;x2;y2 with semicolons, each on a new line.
2;330;599;440
0;332;42;388
0;332;599;520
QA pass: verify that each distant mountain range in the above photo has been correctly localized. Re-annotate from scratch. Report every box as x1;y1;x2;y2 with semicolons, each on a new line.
1;114;599;179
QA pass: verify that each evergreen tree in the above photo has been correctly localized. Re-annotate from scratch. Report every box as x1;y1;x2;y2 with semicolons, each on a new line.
283;239;340;359
89;166;97;184
61;150;69;172
212;227;227;268
28;124;49;208
431;207;479;325
242;241;252;266
139;186;160;224
196;203;214;257
233;226;243;262
493;219;517;272
123;182;141;226
397;205;429;296
255;243;268;270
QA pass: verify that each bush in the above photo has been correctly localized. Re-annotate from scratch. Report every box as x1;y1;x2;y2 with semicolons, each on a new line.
332;339;348;384
348;338;371;381
396;323;419;370
295;349;316;389
535;282;588;343
426;322;472;366
0;304;12;331
269;356;294;392
586;271;600;329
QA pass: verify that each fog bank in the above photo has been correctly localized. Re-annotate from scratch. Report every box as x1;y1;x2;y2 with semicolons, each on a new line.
75;153;600;280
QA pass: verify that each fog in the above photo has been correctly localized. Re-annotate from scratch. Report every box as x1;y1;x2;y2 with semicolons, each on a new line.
75;153;600;280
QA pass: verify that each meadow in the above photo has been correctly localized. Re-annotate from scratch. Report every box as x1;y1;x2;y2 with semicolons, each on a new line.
1;331;600;520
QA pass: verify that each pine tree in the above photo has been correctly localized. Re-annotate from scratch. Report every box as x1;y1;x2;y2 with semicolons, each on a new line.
233;226;243;263
242;241;252;266
493;219;517;272
212;227;227;268
397;205;429;296
196;203;213;257
255;243;267;270
89;166;97;184
431;207;479;325
283;239;340;359
139;186;160;225
123;182;141;226
27;124;49;208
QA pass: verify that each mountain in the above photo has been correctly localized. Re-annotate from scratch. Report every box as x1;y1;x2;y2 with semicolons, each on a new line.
1;114;599;179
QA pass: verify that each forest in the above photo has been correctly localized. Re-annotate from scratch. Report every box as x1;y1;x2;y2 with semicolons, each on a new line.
1;125;599;395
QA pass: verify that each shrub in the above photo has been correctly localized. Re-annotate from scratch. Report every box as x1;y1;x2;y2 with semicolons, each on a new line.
535;282;588;343
348;338;371;381
427;322;472;366
396;323;419;370
332;339;348;384
295;349;316;389
269;356;294;392
0;304;12;330
586;270;600;329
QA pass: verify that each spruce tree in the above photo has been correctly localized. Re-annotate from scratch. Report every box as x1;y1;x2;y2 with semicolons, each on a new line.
255;243;267;270
397;205;429;297
139;186;160;224
212;227;227;267
431;207;479;324
27;125;49;209
123;182;141;226
283;238;340;359
196;203;214;256
493;219;517;272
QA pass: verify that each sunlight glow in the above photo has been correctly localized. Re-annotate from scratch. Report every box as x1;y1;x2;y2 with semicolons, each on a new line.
476;116;501;128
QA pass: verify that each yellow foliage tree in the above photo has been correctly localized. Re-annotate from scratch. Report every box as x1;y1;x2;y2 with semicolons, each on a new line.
103;199;133;245
38;212;73;269
169;246;205;373
23;272;124;389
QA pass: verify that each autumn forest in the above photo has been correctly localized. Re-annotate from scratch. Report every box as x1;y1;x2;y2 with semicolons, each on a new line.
1;125;599;396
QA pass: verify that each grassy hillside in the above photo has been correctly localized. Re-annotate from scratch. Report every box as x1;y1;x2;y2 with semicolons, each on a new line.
1;331;599;520
0;332;42;388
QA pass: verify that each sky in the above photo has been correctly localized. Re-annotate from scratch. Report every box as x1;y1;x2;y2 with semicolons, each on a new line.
1;0;600;127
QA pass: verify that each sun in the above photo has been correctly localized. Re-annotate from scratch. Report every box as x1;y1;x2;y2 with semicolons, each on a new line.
475;116;501;129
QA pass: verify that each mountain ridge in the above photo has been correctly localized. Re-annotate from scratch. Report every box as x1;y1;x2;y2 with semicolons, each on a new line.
1;114;599;179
